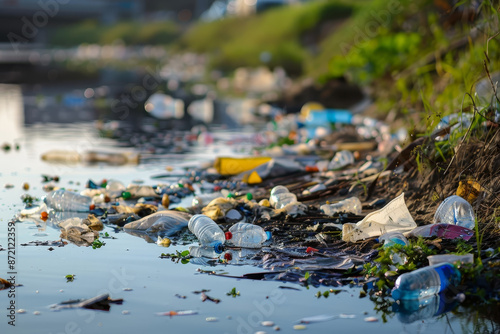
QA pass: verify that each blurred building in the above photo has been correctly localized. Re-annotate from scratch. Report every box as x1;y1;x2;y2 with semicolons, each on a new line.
0;0;144;43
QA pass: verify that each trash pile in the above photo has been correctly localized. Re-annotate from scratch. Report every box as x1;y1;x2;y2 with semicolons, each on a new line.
14;104;500;322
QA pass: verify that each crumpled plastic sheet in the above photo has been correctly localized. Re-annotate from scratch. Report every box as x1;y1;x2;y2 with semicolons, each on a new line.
408;223;474;241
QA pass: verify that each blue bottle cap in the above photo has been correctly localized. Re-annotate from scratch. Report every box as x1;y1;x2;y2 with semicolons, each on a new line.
265;231;272;241
213;242;224;254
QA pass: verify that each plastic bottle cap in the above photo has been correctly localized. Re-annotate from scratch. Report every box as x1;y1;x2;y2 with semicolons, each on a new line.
265;231;272;240
246;193;253;200
224;253;232;261
213;242;224;254
225;232;232;240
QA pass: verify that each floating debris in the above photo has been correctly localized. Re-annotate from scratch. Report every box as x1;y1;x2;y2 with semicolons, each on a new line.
364;316;378;322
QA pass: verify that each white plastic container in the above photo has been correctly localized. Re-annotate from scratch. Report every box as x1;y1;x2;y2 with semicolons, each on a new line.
320;197;362;216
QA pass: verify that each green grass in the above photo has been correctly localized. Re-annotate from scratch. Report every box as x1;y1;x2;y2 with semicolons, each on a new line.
178;0;357;76
50;20;180;47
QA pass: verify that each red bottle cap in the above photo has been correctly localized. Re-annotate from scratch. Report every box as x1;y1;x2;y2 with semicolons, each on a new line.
306;247;318;254
225;231;232;240
224;253;232;261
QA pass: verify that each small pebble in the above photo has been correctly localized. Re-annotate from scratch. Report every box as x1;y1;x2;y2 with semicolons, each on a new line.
123;288;133;291
293;325;306;330
59;289;64;293
17;309;26;314
227;316;232;320
122;310;130;315
273;326;280;331
364;316;378;322
33;311;41;315
261;321;274;327
206;317;218;322
23;182;29;190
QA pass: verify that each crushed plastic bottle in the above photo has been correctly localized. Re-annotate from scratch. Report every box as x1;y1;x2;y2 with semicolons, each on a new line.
320;197;362;216
269;185;297;209
188;214;225;253
378;231;409;265
434;195;475;230
123;210;190;236
391;263;461;301
328;150;354;170
44;189;92;212
225;222;271;248
378;231;409;247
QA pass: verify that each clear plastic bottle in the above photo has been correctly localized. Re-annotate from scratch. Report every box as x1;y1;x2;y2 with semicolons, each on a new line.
378;231;409;247
391;263;461;301
378;231;409;265
191;192;224;207
44;189;92;212
269;185;297;209
434;195;475;230
105;179;126;197
188;214;225;253
225;222;271;248
320;197;362;216
328;150;354;170
189;245;222;259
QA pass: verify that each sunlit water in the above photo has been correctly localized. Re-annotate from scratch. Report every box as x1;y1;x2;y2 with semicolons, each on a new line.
0;84;494;333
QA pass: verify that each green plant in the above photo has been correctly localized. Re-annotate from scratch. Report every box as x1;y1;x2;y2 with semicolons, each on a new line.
160;250;190;264
91;238;105;249
65;274;75;282
226;287;240;297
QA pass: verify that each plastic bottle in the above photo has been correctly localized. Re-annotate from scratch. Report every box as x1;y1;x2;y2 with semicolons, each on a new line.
391;263;461;301
393;292;461;324
320;197;362;216
269;185;297;209
44;189;92;212
189;245;222;259
378;231;409;247
433;195;475;230
328;150;354;170
225;222;271;248
191;192;224;207
305;109;352;128
188;214;225;253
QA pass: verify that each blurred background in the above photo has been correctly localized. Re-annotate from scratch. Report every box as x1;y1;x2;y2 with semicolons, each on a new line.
0;0;497;132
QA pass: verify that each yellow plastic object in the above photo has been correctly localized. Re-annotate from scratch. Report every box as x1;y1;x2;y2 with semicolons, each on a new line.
214;157;271;176
456;180;481;204
242;171;262;184
299;102;324;120
156;236;171;247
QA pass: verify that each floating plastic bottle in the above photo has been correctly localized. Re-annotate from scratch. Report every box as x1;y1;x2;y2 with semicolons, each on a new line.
269;185;297;209
393;292;461;324
44;189;92;212
378;231;409;247
188;214;225;253
391;263;461;301
433;195;475;230
225;222;271;248
123;210;190;236
320;197;362;216
328;150;354;170
189;245;222;259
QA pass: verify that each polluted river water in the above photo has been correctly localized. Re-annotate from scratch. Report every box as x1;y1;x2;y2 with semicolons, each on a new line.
0;84;495;333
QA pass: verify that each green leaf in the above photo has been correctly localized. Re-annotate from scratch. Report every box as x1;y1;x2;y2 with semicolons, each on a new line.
180;250;190;257
304;271;310;280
